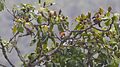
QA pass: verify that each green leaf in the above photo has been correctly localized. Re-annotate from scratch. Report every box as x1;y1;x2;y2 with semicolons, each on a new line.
113;21;119;34
114;56;120;64
58;24;64;32
17;25;24;33
43;43;47;50
99;8;104;14
75;16;81;22
45;0;54;4
35;40;41;54
49;24;54;32
37;16;42;24
108;6;112;12
28;53;35;60
105;12;110;17
38;7;47;12
87;12;91;18
38;0;41;4
112;14;119;22
30;39;36;46
81;13;86;20
41;25;49;32
12;25;17;34
74;24;83;30
110;39;117;45
0;2;4;11
105;19;111;26
81;33;90;36
108;61;117;67
55;16;60;22
65;21;69;28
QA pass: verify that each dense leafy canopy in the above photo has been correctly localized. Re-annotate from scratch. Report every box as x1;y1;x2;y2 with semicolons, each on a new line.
0;0;120;67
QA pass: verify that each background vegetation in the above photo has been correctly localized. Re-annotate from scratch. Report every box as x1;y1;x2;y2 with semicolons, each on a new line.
0;0;120;67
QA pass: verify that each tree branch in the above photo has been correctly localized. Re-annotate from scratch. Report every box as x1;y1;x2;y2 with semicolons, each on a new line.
30;40;65;66
30;22;101;66
0;37;15;67
72;23;98;38
13;43;26;65
9;32;19;42
92;19;114;32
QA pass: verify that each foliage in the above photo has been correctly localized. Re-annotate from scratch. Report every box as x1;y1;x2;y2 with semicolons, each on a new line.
0;0;120;67
0;0;5;11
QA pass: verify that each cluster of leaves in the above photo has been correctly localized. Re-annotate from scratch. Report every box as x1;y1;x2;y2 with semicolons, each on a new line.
49;7;120;67
0;0;120;67
7;1;69;66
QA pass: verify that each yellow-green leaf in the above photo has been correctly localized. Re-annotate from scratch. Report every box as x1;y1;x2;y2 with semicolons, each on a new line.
12;25;17;34
37;16;42;24
99;8;104;14
0;2;4;11
105;19;111;26
45;0;54;4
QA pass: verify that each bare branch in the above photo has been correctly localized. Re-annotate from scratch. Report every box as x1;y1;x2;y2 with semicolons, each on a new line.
72;23;98;38
92;19;114;32
13;43;26;65
0;37;15;67
4;5;14;17
9;32;19;43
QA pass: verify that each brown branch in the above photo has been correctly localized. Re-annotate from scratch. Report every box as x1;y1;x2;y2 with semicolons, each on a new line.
7;32;19;53
92;20;114;32
71;19;114;39
72;23;98;38
9;32;19;42
0;37;15;67
40;12;48;20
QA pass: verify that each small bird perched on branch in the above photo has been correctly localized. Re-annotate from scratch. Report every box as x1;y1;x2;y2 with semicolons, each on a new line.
59;30;70;39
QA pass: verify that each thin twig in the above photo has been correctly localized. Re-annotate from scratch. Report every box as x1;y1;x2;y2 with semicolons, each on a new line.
92;20;113;32
4;5;14;17
9;32;19;42
0;37;15;67
54;33;62;41
72;23;96;38
13;41;26;64
40;12;48;20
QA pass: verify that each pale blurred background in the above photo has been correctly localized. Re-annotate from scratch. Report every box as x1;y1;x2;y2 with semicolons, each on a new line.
0;0;120;66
